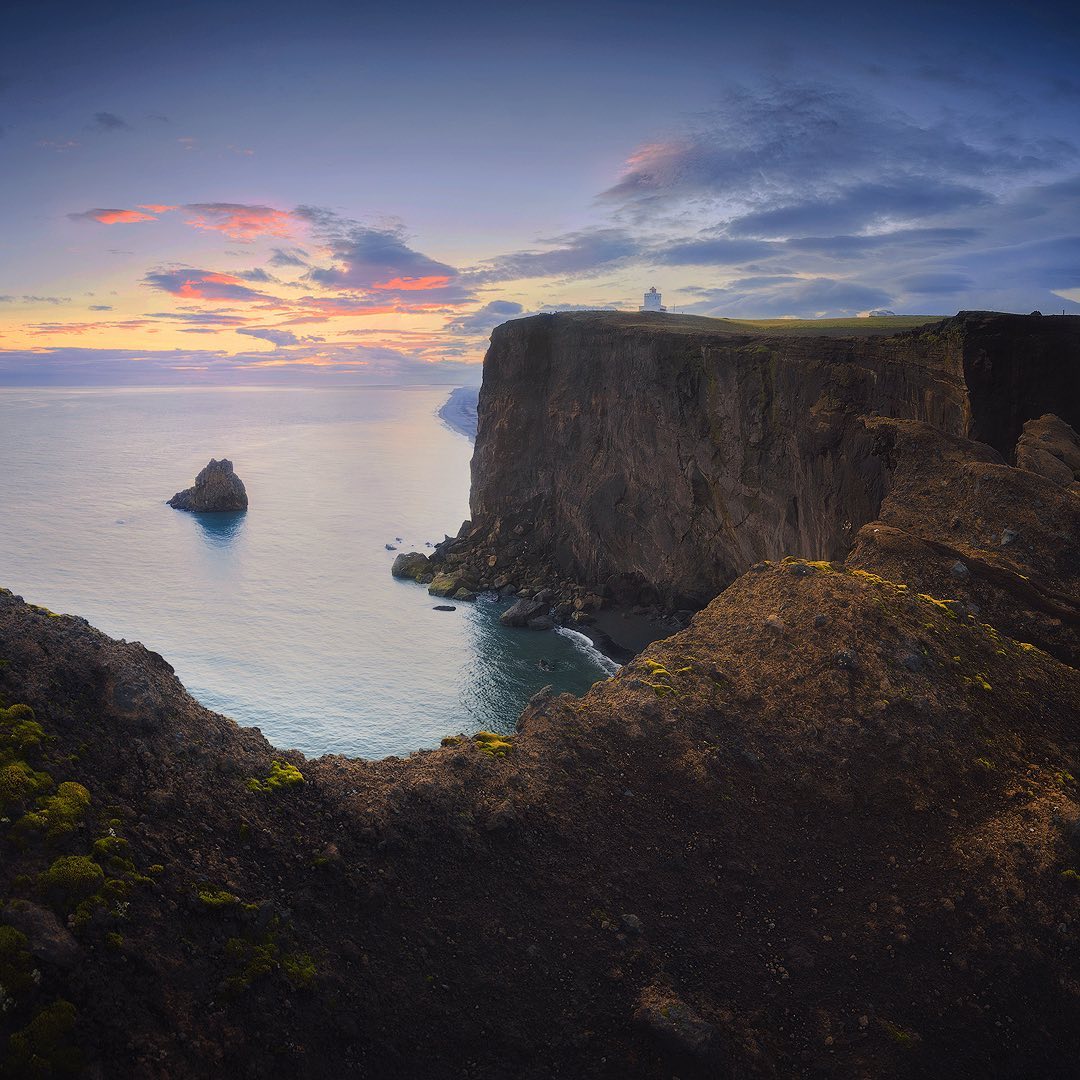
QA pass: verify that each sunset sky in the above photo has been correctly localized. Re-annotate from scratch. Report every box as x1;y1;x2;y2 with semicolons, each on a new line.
1;0;1077;384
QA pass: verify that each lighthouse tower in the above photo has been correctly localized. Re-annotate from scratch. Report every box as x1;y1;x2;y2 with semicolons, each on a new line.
639;286;667;312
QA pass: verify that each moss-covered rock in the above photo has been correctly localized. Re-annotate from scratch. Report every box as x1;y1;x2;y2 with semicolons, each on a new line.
390;552;431;581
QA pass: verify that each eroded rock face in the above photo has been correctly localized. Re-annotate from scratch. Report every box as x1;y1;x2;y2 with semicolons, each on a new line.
463;311;1080;611
168;458;248;513
1015;413;1080;491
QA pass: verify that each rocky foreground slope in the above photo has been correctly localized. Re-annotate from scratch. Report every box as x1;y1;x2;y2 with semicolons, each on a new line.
1;378;1080;1073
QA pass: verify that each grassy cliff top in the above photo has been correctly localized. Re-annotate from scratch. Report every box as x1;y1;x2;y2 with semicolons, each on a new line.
530;309;946;338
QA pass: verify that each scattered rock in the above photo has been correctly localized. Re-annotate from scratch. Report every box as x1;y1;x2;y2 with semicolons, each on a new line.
900;651;925;673
500;598;547;627
432;605;456;612
634;986;716;1060
2;901;81;968
391;552;431;581
167;458;248;512
428;573;473;598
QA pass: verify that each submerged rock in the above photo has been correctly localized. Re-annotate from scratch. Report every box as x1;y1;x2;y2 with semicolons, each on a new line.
168;458;248;513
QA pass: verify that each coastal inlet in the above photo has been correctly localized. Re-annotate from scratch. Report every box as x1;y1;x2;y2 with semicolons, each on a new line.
0;384;613;758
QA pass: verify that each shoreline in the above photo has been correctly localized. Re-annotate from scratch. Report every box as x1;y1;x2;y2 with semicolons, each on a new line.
437;385;479;440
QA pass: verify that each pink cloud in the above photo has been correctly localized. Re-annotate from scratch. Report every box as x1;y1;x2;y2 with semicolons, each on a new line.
138;204;178;213
183;203;294;242
69;208;157;225
371;275;452;291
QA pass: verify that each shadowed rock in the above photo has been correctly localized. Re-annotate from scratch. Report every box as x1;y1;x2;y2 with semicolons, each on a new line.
168;458;248;513
1015;413;1080;490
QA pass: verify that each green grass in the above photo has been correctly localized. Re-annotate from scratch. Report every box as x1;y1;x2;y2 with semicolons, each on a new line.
555;310;944;338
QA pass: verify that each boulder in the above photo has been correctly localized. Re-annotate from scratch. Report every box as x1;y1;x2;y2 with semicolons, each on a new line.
168;458;248;513
500;598;548;628
391;552;432;581
428;573;474;598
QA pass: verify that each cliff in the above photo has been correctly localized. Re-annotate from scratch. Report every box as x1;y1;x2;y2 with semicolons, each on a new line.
463;311;1079;610
2;407;1080;1077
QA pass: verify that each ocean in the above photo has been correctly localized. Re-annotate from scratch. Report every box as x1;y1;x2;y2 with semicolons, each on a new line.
0;386;616;758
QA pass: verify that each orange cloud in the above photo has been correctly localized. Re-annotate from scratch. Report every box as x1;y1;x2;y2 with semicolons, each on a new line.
184;203;294;242
138;204;178;213
71;208;158;225
371;275;453;291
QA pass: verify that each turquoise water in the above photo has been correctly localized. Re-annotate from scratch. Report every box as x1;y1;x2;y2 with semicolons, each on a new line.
0;387;615;758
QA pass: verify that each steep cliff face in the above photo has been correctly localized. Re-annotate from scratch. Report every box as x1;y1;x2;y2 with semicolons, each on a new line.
468;312;1079;609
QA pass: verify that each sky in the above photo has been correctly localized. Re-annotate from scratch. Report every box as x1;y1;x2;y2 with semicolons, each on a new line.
0;0;1077;385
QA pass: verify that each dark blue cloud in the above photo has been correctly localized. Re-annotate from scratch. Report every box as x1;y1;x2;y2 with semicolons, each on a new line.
0;295;72;305
896;272;974;294
236;326;299;346
92;112;129;132
269;247;309;267
681;277;895;318
142;269;271;302
783;228;982;256
466;229;640;283
653;238;776;265
296;210;470;302
446;300;524;335
725;180;991;238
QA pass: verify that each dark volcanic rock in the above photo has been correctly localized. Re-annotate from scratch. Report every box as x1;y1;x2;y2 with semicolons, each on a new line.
499;597;547;627
168;458;248;512
463;311;1080;611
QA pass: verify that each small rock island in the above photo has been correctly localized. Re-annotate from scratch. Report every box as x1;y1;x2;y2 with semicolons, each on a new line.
167;458;248;512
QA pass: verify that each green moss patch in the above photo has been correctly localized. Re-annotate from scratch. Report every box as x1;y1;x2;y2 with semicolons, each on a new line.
246;761;305;794
4;998;81;1078
36;856;105;912
220;933;319;995
197;889;241;910
17;783;90;841
473;731;513;758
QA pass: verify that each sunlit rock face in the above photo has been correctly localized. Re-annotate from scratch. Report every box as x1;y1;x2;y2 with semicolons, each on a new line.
168;458;249;513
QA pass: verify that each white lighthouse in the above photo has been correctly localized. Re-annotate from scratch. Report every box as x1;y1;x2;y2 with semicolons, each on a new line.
639;286;666;312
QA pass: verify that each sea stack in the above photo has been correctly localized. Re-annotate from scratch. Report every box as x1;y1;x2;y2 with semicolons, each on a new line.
168;458;248;512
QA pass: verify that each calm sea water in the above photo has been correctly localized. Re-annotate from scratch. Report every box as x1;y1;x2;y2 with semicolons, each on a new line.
0;387;614;758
